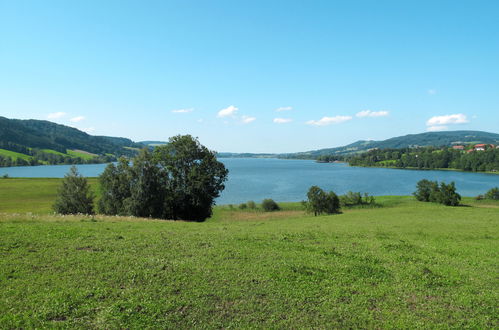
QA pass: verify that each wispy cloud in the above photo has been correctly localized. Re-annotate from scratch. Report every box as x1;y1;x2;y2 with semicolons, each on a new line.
47;112;66;119
172;108;193;113
82;127;95;133
428;89;437;95
276;106;292;112
426;114;468;126
356;110;389;118
273;118;293;124
70;116;85;123
241;115;256;124
306;115;352;126
217;105;238;118
426;125;448;132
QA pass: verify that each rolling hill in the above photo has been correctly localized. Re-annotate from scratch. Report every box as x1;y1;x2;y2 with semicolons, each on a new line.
0;117;144;166
280;130;499;159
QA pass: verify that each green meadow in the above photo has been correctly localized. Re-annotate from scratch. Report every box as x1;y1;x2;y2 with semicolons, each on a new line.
0;178;498;328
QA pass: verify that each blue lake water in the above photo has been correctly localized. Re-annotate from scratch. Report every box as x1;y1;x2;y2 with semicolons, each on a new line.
1;158;498;204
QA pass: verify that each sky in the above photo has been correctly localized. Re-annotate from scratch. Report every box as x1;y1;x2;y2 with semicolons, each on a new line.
1;0;498;153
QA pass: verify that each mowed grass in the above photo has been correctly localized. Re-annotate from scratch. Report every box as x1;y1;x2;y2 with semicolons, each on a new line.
0;149;32;161
67;149;98;160
0;179;498;328
0;178;100;213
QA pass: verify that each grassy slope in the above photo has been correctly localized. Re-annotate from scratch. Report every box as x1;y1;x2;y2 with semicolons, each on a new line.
67;150;98;160
0;149;32;161
0;180;498;328
0;178;100;213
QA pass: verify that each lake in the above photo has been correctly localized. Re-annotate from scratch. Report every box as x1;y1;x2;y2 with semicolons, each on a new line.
1;158;498;204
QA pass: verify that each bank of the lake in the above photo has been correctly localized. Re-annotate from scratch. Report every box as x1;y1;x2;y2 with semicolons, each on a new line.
1;158;499;204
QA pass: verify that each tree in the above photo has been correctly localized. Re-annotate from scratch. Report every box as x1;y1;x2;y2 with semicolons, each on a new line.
123;148;166;218
413;179;438;202
305;186;340;216
98;158;132;215
413;179;460;206
53;166;94;214
484;187;499;200
434;182;461;206
261;198;280;212
153;135;228;221
98;135;228;221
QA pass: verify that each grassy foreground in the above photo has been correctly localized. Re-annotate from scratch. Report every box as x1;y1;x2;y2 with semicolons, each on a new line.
0;180;498;328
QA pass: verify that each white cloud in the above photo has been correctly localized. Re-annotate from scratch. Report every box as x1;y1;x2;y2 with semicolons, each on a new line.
70;116;85;123
276;106;292;112
428;89;437;95
241;115;256;124
172;108;193;113
83;127;96;133
356;110;389;118
47;112;66;119
273;118;293;124
306;115;352;126
426;125;448;132
426;114;468;126
217;105;238;118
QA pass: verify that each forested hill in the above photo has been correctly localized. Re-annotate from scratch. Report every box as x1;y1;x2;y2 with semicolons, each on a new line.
281;131;499;159
0;117;143;167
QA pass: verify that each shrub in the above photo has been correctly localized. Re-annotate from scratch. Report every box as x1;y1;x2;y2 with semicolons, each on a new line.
53;166;94;214
413;179;439;202
305;186;340;215
484;187;499;200
413;179;460;206
262;199;280;212
340;191;376;207
239;203;247;209
434;182;461;206
247;200;256;209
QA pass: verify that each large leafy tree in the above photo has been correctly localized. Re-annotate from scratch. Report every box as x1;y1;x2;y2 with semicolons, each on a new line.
98;135;228;221
98;158;132;215
53;166;94;214
124;148;166;218
154;135;229;221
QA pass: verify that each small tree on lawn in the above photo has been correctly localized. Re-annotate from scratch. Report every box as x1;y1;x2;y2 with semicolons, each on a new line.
484;187;499;200
435;182;461;206
305;186;340;216
53;166;94;214
413;179;438;202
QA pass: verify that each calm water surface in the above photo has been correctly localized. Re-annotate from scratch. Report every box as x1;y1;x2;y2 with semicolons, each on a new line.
1;158;498;204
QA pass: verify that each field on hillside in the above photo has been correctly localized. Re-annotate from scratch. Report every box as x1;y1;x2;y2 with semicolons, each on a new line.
0;178;498;328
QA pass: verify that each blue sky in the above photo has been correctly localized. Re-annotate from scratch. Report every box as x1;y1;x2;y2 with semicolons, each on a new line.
1;0;498;153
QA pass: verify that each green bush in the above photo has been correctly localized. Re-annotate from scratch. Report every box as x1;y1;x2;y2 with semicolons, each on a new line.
304;186;341;216
414;179;461;206
239;203;247;209
261;199;280;212
340;191;376;207
53;166;94;215
247;200;256;209
484;187;499;200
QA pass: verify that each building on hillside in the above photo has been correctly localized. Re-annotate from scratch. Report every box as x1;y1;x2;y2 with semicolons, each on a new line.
452;145;465;150
474;143;486;151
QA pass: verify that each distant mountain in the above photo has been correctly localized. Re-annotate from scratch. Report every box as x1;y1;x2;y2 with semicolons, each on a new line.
139;141;168;147
217;152;275;158
0;117;144;166
281;131;499;159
